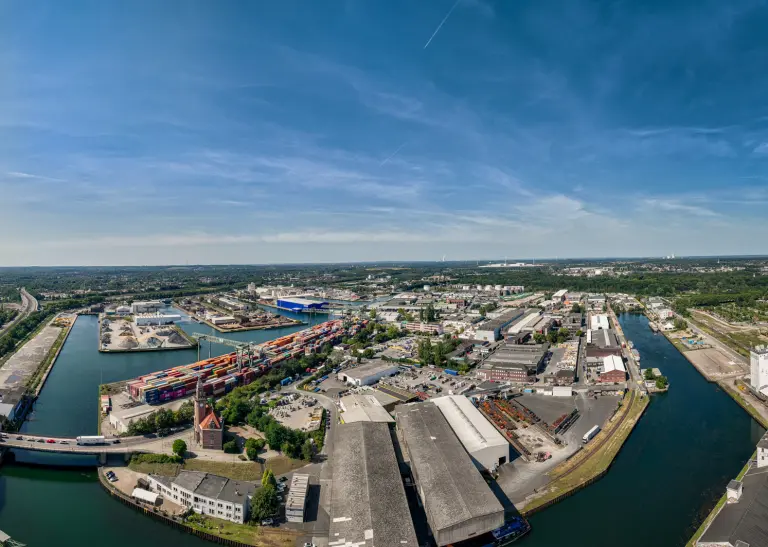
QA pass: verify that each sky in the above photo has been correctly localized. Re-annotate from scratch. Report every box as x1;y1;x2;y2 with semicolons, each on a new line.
3;0;768;266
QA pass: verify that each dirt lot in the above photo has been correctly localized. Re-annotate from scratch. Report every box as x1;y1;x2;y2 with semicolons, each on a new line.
684;347;748;380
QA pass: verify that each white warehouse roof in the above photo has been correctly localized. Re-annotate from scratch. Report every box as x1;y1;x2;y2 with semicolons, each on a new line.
507;312;541;335
553;289;568;298
431;395;509;470
132;488;159;504
339;393;394;423
591;314;610;330
602;355;626;373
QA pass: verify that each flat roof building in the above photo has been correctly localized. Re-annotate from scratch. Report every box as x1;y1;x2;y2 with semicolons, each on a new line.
339;393;395;423
590;314;610;330
329;422;417;547
431;395;510;470
475;309;527;342
395;403;504;546
286;474;309;523
338;361;400;386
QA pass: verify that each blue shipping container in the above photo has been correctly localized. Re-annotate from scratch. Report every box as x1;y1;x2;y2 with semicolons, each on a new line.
445;369;458;376
280;376;293;386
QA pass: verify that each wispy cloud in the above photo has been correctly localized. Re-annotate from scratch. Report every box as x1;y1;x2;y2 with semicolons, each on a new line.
642;198;721;218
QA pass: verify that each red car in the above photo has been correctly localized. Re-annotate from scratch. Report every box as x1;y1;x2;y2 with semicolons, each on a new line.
46;439;56;443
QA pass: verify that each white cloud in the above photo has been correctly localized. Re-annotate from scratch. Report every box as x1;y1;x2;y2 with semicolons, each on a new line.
642;198;721;218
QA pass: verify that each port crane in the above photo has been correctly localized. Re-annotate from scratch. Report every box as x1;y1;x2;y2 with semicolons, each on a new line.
190;333;266;370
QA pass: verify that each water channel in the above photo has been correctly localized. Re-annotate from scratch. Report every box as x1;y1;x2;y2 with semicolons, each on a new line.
0;312;761;546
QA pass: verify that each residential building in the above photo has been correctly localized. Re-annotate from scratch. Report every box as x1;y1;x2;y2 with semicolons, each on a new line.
148;471;255;524
402;321;444;335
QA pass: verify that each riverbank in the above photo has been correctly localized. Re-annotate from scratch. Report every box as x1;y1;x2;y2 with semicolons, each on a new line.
29;315;75;396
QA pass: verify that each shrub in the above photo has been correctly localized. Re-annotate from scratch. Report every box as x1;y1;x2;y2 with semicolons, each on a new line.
223;440;239;454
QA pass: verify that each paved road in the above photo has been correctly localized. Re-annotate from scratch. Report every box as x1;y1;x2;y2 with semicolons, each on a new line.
0;288;38;338
607;304;645;392
0;428;189;455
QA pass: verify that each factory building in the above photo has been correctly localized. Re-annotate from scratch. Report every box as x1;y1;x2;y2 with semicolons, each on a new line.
506;311;542;336
600;355;627;383
586;329;623;358
750;346;768;396
339;393;394;423
477;343;549;383
209;315;237;326
276;297;329;312
134;313;181;326
395;403;505;546
590;314;610;330
329;422;418;547
217;296;250;311
338;360;400;386
474;309;527;342
131;300;164;314
552;289;568;301
562;312;583;334
431;395;510;470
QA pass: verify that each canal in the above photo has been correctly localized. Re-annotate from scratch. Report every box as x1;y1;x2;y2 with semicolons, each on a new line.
0;312;761;546
0;308;325;546
522;313;763;547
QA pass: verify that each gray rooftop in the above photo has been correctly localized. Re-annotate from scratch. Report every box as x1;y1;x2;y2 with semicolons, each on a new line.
700;465;768;546
167;470;255;505
589;329;620;349
477;309;526;332
394;402;504;535
757;432;768;450
342;360;398;381
329;422;417;547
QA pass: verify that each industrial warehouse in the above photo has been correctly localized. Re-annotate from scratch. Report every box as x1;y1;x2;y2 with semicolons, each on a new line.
395;402;505;546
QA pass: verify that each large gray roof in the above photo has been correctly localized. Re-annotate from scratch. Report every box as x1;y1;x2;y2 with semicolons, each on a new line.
700;465;768;546
168;470;255;505
394;402;504;534
329;422;417;547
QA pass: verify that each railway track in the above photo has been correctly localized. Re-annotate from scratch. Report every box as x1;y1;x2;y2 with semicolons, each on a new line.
553;389;637;481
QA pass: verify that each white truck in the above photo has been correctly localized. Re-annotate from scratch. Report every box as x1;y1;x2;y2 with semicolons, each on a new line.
76;435;106;446
582;425;600;444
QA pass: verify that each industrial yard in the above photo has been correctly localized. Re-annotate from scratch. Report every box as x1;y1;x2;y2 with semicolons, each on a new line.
177;295;302;332
99;316;194;352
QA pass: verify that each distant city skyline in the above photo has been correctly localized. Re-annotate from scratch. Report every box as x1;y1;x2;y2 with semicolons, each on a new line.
3;0;768;266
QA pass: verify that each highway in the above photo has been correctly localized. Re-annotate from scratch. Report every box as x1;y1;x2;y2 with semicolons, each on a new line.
0;288;38;339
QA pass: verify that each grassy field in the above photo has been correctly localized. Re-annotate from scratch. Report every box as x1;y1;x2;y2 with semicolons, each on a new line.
522;392;649;514
183;460;265;481
128;454;307;481
184;514;297;547
687;314;751;358
686;455;753;547
128;461;182;476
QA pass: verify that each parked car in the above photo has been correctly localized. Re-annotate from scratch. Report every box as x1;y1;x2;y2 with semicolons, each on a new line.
260;518;273;526
16;436;23;440
59;440;69;444
279;476;288;482
46;439;56;443
36;439;45;443
113;439;121;444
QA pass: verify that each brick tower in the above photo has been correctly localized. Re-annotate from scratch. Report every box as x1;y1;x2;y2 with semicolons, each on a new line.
194;374;206;445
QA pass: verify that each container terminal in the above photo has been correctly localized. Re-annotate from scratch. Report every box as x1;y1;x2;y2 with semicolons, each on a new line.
127;318;364;405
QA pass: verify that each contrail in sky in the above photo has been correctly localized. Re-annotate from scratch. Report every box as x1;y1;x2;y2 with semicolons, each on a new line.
423;0;462;49
380;142;407;166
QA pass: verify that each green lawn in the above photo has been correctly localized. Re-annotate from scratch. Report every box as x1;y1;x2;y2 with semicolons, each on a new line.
128;461;182;476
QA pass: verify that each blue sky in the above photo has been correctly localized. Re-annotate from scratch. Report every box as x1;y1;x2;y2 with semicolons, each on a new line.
3;0;768;266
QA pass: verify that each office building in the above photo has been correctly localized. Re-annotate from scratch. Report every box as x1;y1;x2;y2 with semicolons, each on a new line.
148;471;255;524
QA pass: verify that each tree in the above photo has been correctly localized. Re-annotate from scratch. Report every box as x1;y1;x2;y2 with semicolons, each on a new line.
533;332;546;344
223;440;239;453
673;317;687;330
250;484;278;523
362;348;375;359
575;329;584;337
261;468;278;489
369;309;377;319
154;408;175;430
301;438;316;461
547;331;558;344
643;368;655;381
172;439;187;458
556;327;570;343
655;376;669;389
571;303;581;313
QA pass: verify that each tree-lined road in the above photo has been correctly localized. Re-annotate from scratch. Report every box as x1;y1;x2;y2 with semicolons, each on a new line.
0;288;38;339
